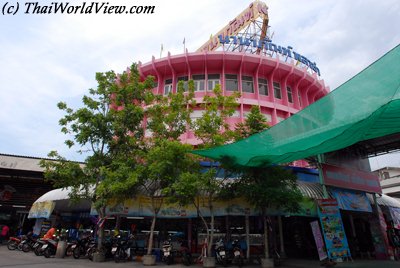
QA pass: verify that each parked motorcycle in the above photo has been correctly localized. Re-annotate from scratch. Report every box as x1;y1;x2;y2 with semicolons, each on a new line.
21;232;38;253
88;237;114;261
231;239;244;268
162;238;174;265
177;239;192;266
7;236;24;251
72;235;93;259
215;238;228;267
33;239;48;256
43;238;59;258
113;234;135;263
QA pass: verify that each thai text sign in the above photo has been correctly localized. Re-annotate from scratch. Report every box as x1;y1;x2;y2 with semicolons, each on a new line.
317;198;351;260
322;164;382;194
197;1;268;52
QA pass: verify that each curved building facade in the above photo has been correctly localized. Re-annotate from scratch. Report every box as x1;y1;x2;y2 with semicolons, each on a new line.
138;51;329;145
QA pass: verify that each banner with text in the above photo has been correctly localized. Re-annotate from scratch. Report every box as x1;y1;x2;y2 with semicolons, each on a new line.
322;164;381;194
317;198;351;260
310;220;328;261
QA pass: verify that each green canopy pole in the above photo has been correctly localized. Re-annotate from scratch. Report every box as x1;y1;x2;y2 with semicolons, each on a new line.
317;154;329;198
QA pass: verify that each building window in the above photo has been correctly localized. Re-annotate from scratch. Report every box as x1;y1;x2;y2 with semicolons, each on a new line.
273;82;282;99
383;172;390;180
225;74;238;91
258;78;268;96
193;74;205;92
287;86;293;103
177;76;188;92
164;79;172;95
242;76;254;93
207;74;220;91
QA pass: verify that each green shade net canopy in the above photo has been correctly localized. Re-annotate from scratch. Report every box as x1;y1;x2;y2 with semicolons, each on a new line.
193;44;400;167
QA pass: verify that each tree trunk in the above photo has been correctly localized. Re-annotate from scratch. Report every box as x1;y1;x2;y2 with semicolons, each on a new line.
97;206;106;251
198;208;210;257
147;213;157;255
207;204;214;257
263;209;270;259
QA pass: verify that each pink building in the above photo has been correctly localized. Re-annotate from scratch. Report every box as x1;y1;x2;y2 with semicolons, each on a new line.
138;50;329;146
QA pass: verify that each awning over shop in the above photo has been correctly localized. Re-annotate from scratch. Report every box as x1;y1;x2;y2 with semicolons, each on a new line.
297;181;331;199
368;193;400;208
28;187;92;219
193;44;400;167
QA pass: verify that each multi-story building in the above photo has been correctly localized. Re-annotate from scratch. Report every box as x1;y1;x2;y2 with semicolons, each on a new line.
138;1;329;147
376;166;400;198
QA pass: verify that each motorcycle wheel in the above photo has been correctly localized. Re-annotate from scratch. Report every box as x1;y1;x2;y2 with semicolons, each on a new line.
22;243;31;252
65;245;73;257
34;246;42;256
183;253;192;266
167;255;173;265
236;256;243;268
87;247;96;261
222;258;228;267
114;249;121;263
43;247;53;258
7;241;17;250
73;247;81;259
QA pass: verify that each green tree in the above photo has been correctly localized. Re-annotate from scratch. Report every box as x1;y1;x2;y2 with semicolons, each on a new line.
138;80;198;256
40;64;155;257
225;106;302;264
167;85;240;257
227;165;303;261
234;105;270;140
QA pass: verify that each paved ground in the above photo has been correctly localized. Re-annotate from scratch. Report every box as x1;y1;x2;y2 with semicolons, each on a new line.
0;245;399;268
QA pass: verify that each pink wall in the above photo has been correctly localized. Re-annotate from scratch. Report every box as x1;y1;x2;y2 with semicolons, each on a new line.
139;51;329;146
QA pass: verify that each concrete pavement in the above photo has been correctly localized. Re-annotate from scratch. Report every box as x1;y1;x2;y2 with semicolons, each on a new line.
0;245;399;268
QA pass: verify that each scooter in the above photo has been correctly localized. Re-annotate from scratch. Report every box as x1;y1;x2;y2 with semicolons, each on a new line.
215;238;228;267
33;239;48;256
7;236;24;251
72;234;93;259
231;239;244;268
43;238;59;258
113;234;135;263
178;239;192;266
162;239;174;265
21;232;38;253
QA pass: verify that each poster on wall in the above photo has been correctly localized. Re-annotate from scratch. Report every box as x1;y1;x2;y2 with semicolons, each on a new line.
317;198;351;260
310;220;328;261
330;188;372;212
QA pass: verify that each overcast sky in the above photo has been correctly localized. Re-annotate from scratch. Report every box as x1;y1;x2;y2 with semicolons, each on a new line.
0;0;399;170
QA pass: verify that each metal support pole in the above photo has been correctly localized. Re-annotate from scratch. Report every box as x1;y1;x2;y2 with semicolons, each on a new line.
317;154;329;198
245;214;250;259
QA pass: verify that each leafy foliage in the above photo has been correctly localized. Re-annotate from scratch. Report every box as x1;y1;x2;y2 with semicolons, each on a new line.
40;63;155;253
192;85;239;148
234;105;270;140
